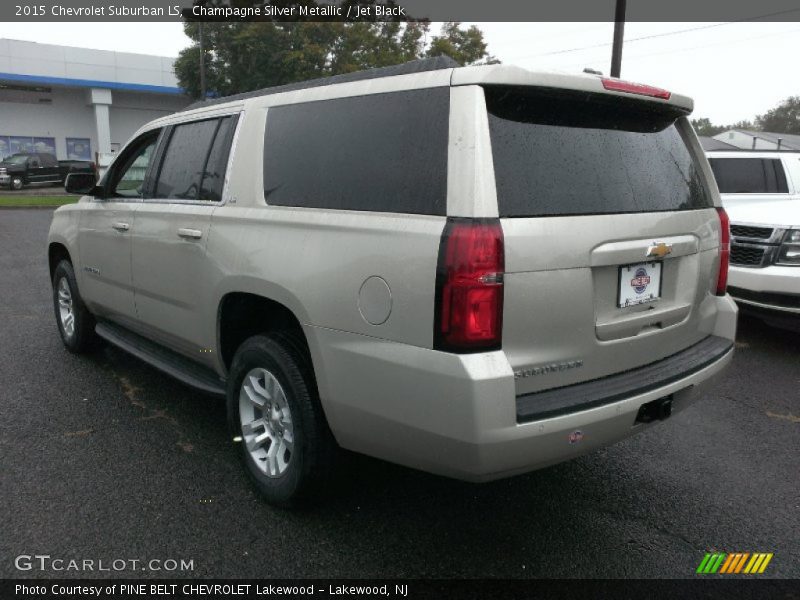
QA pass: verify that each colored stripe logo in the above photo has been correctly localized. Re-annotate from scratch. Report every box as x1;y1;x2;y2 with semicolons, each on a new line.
697;552;773;574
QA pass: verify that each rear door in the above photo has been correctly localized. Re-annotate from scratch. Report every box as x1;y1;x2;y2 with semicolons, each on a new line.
483;86;724;396
40;154;62;183
131;114;238;360
25;154;46;184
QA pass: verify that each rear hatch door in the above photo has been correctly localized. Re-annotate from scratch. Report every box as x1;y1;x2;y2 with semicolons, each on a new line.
484;85;724;396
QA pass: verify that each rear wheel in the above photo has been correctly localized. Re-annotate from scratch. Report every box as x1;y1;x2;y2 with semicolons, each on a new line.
227;333;335;506
52;260;97;353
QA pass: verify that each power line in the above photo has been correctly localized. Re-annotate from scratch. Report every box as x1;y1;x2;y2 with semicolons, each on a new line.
557;25;800;70
514;22;732;59
504;8;800;62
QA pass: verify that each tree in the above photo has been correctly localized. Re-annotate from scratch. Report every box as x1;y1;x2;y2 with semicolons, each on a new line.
690;117;755;137
729;120;755;131
756;96;800;134
175;20;497;99
427;22;499;65
690;118;726;137
690;96;800;139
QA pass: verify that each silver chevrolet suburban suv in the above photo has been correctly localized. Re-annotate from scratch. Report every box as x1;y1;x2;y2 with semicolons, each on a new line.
48;58;737;505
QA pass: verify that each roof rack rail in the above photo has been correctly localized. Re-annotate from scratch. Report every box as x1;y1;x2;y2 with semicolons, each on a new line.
184;56;460;111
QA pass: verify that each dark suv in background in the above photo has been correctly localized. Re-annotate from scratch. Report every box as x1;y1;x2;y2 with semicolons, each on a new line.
0;152;94;190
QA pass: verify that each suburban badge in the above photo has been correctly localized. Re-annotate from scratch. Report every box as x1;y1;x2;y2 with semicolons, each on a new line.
514;360;584;379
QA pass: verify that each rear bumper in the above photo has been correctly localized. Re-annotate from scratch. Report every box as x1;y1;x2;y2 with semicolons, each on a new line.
467;347;733;481
516;336;732;423
307;296;737;482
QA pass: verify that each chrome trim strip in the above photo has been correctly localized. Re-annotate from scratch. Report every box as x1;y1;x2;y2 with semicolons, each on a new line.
731;296;800;315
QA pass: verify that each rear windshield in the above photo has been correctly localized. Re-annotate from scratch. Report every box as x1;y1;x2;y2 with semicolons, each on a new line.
485;86;712;217
707;158;788;194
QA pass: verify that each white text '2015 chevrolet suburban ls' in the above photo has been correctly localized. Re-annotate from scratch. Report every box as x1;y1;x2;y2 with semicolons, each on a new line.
48;58;736;505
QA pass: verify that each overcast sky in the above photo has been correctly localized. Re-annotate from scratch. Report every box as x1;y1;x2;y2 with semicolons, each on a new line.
1;21;798;124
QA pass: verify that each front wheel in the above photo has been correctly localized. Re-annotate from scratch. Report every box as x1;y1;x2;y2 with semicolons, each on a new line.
227;333;335;506
10;176;23;190
52;260;97;353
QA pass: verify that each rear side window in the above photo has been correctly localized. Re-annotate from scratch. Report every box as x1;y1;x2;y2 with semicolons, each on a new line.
199;117;237;201
155;116;237;201
707;158;789;194
262;88;449;215
485;86;712;217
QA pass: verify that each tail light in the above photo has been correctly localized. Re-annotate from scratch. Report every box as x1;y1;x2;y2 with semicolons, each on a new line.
601;78;671;100
434;218;504;353
716;207;730;296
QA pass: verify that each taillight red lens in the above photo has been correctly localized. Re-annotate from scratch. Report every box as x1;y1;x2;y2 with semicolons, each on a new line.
716;207;730;296
601;78;671;100
434;219;504;352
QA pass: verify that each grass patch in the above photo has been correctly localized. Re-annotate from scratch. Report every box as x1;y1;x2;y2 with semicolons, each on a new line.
0;196;79;207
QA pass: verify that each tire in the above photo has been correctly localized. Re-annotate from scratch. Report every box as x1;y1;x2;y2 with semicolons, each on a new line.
52;260;98;353
227;333;335;506
11;176;23;191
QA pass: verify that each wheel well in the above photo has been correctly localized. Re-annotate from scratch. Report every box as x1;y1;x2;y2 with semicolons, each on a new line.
48;243;71;280
218;293;308;371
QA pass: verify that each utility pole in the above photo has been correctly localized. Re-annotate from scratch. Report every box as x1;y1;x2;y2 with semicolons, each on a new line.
610;0;626;78
199;21;206;100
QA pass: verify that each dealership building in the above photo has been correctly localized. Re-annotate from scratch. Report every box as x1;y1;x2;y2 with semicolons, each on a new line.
0;38;191;162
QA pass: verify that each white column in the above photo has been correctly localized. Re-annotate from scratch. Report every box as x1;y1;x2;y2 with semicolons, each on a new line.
88;88;113;155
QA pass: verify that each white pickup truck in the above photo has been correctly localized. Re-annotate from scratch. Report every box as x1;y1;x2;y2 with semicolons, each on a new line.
706;150;800;331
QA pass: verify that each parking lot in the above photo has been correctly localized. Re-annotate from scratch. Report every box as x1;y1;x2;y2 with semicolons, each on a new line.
1;208;798;579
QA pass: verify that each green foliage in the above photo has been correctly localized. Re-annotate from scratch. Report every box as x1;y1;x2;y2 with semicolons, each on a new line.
691;117;755;139
729;120;755;131
175;20;496;98
755;96;800;135
690;118;726;137
427;22;499;65
692;97;800;138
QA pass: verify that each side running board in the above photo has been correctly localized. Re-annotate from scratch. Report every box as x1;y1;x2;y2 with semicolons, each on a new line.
95;321;226;397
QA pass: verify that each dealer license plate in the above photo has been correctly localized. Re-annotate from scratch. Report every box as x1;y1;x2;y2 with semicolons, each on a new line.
618;261;662;308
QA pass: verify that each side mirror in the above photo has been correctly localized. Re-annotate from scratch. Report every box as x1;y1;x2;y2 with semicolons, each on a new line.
65;172;98;195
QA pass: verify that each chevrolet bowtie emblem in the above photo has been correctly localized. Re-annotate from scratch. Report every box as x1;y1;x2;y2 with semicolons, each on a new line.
646;242;673;259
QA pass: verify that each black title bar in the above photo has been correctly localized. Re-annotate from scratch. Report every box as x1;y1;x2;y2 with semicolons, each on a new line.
4;0;800;22
3;579;795;600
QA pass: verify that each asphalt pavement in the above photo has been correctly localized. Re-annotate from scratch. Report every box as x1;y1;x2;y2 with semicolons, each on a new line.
1;209;798;579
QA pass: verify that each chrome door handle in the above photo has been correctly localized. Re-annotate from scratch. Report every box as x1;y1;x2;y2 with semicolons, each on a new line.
177;228;202;240
112;222;130;232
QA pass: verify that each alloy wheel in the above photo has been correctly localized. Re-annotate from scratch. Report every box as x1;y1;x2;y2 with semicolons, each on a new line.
57;277;75;338
238;367;294;477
